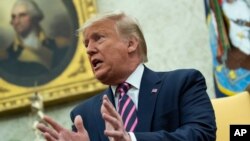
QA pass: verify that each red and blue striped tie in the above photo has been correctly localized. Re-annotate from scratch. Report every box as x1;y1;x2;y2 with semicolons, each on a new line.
117;82;138;132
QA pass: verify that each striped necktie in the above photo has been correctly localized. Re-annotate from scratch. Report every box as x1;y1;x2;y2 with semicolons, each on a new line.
117;82;138;132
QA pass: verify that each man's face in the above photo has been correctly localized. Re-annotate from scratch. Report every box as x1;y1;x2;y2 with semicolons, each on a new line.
10;4;33;37
84;20;130;84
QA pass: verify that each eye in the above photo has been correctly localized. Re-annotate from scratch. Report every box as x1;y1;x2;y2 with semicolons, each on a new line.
93;34;105;43
84;40;89;48
84;33;105;48
11;14;16;19
19;13;28;17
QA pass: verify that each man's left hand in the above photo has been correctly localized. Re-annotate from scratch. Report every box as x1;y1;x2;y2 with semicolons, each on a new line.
101;95;131;141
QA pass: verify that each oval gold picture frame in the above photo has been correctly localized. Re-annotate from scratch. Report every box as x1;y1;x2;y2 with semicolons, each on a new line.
0;0;106;115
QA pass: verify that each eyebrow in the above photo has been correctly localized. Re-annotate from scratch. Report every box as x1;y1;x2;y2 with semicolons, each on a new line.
11;12;28;17
84;32;98;43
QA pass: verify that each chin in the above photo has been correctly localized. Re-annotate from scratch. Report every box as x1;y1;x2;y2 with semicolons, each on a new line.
95;72;105;81
95;73;110;85
94;68;113;84
96;77;109;85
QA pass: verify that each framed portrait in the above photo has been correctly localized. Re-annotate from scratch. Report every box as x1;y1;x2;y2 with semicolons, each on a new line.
0;0;106;115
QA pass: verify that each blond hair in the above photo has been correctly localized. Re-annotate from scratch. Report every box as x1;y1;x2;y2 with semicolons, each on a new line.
78;11;148;62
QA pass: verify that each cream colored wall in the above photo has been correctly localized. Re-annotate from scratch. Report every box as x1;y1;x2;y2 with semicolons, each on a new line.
0;0;215;140
96;0;214;97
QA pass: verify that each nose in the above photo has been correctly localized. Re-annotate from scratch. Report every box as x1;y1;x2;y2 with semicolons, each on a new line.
86;41;98;56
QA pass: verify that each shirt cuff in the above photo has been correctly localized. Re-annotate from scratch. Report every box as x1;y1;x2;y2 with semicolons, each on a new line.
128;132;137;141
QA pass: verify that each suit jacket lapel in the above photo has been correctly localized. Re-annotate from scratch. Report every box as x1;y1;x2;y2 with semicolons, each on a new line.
135;67;162;132
94;87;115;141
92;67;163;135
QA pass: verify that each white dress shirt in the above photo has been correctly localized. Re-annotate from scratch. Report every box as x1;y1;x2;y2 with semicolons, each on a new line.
110;63;144;141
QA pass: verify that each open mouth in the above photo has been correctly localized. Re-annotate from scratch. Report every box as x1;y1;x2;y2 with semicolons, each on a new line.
92;59;103;69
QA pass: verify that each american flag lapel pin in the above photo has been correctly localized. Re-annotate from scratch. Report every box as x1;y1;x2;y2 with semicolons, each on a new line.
151;88;158;94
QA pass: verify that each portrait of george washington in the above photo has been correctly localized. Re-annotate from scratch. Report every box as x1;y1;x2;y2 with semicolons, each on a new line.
0;0;78;86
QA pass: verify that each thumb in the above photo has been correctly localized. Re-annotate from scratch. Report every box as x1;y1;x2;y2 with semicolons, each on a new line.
74;115;86;133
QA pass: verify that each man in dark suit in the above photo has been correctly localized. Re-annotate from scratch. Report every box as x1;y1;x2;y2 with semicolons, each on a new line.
37;11;216;141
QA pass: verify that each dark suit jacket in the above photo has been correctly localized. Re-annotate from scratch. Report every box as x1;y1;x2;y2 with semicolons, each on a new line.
0;38;57;77
70;67;216;141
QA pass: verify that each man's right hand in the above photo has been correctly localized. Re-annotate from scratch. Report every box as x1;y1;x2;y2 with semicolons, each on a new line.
37;115;90;141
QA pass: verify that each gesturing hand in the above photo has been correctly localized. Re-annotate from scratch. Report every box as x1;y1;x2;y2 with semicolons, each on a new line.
101;95;131;141
37;115;90;141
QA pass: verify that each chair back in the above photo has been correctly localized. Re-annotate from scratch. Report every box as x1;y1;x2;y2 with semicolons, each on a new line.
211;92;250;141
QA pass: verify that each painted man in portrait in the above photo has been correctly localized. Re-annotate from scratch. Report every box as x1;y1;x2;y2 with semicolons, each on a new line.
0;0;64;77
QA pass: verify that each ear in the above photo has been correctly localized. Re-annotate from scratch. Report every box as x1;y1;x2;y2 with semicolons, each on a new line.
127;36;139;53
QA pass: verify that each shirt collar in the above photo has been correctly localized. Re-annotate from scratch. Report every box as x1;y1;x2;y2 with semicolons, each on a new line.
111;63;144;95
13;28;46;51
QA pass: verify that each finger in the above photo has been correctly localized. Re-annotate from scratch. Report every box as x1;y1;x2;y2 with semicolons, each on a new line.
101;96;110;115
102;98;123;124
37;123;59;139
74;115;86;133
102;96;119;117
104;129;123;138
103;95;115;107
43;115;63;132
102;113;120;129
101;95;113;114
103;101;121;122
44;132;57;141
